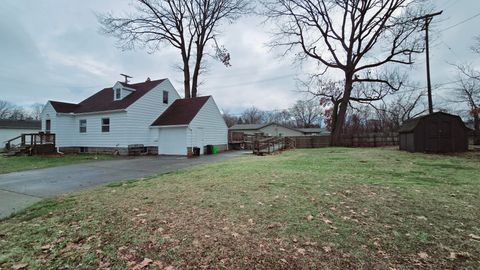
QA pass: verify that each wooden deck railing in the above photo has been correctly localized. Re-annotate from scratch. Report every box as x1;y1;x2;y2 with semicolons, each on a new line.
5;133;56;150
253;136;295;155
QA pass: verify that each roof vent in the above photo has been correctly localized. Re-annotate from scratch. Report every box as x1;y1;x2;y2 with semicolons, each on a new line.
146;77;151;82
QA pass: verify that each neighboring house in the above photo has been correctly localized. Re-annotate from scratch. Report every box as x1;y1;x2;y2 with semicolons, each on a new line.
296;128;330;136
229;123;329;137
229;123;304;137
40;78;228;155
0;120;41;148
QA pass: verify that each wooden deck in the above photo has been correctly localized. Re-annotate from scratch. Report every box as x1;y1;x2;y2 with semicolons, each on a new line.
4;133;56;156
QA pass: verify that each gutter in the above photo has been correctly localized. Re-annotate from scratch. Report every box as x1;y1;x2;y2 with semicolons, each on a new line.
57;109;127;116
150;124;189;128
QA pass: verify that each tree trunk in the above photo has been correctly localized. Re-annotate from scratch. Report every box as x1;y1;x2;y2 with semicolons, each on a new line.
331;75;353;146
182;52;191;99
191;44;204;98
474;112;480;145
329;101;340;146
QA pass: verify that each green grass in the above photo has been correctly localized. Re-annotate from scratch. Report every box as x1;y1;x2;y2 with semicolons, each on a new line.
0;154;116;174
0;148;479;269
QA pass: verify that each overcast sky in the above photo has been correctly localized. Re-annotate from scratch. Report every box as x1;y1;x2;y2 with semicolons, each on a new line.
1;0;479;115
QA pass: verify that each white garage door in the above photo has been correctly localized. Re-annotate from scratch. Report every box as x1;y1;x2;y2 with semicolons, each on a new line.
158;127;187;155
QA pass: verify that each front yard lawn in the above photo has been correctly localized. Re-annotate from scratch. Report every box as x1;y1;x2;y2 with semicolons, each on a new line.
0;154;116;174
0;148;479;269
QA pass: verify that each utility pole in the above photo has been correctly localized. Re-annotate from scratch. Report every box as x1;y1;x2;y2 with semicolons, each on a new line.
413;11;442;114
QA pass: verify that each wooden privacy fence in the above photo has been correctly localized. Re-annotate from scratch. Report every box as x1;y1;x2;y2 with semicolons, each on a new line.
289;136;331;148
341;132;399;147
288;132;399;148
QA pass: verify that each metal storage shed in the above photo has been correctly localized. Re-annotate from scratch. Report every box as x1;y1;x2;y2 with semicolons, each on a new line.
398;112;470;153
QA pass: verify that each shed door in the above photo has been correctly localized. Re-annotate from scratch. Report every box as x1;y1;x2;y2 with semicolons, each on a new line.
425;121;452;152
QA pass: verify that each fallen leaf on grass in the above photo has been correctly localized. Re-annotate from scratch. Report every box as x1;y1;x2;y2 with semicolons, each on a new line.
306;215;314;221
248;218;254;225
418;252;429;259
164;266;175;270
41;244;53;250
322;246;332;253
296;248;306;255
133;258;153;270
448;251;471;260
416;216;428;221
12;264;28;270
469;234;480;241
322;218;333;225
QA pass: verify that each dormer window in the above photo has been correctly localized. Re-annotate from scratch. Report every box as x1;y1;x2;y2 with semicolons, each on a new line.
115;88;121;100
163;90;169;104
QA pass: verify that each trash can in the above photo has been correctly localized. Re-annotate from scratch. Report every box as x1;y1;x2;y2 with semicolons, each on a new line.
193;147;200;156
212;145;218;154
205;145;213;155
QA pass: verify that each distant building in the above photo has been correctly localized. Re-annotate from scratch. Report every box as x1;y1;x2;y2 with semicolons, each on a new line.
229;123;330;137
398;112;470;153
0;120;41;148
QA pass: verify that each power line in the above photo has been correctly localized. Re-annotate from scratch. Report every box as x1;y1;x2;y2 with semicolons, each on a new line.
441;10;480;31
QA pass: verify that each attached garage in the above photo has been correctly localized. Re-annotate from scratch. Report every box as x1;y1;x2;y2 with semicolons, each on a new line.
151;96;228;155
399;112;470;153
158;127;187;155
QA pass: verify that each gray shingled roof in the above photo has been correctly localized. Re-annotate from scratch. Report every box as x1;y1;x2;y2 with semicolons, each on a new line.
0;119;41;129
297;128;330;134
229;123;269;130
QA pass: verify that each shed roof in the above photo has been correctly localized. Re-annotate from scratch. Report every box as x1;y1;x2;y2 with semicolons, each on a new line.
151;96;210;126
49;79;166;114
0;119;41;129
398;112;469;133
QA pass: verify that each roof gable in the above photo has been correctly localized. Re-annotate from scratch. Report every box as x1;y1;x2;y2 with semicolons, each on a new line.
49;79;166;114
151;96;210;126
398;112;469;133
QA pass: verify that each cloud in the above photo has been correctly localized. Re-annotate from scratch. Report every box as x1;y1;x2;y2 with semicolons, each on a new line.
1;0;479;116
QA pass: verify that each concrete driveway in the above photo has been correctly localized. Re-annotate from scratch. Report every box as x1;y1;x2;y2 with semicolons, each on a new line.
0;151;249;219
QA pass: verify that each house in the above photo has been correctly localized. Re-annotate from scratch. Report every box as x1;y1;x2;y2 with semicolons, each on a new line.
229;123;304;137
0;119;41;148
398;112;470;153
40;78;228;155
229;123;330;137
296;128;330;136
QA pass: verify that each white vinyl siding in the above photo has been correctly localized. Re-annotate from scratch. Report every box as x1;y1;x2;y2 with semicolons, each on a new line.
187;97;228;154
126;80;181;146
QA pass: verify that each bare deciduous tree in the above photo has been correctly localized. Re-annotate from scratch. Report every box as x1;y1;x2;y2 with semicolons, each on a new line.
0;100;14;119
241;106;265;124
290;99;322;127
376;89;427;130
263;0;426;145
454;64;480;144
222;112;239;127
30;103;44;120
99;0;249;98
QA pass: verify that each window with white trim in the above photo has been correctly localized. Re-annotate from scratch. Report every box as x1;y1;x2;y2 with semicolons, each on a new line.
45;119;51;133
102;118;110;132
163;90;169;104
79;119;87;133
115;88;121;100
